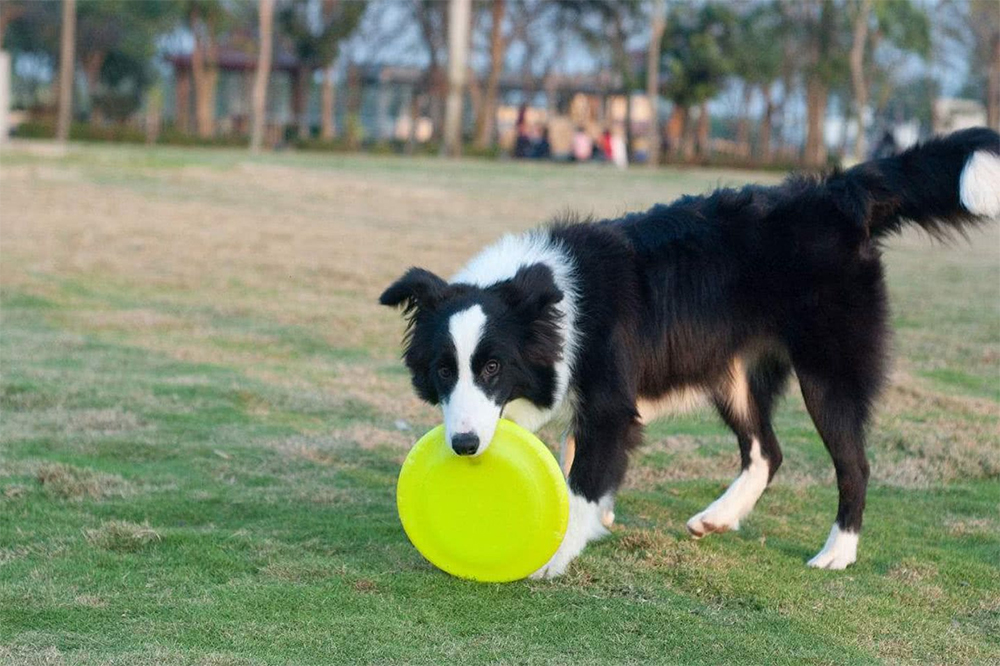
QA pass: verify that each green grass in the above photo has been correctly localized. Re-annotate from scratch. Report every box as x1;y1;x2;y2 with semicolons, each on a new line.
1;141;998;665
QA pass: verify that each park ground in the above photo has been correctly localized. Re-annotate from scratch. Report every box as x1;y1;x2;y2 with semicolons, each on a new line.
0;142;998;665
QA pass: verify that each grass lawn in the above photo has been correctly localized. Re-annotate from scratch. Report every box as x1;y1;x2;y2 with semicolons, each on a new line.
1;141;998;665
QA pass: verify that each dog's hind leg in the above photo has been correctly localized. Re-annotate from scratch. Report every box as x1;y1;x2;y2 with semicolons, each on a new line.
797;370;875;569
687;355;790;538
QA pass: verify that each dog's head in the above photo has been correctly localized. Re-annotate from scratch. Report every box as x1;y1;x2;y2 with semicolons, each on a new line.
380;263;564;456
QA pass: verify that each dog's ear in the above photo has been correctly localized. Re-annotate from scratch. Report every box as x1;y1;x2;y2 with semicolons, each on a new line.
494;264;564;366
379;268;448;314
497;263;564;320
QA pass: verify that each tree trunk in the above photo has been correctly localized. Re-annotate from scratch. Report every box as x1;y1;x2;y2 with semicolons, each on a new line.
612;14;631;162
758;83;773;163
0;50;10;145
736;82;753;160
681;107;696;161
190;13;218;139
293;65;310;140
83;51;104;124
176;69;191;133
474;0;505;149
989;32;1000;130
442;0;471;157
250;0;274;154
696;101;710;157
850;0;872;159
466;66;482;141
804;75;828;167
321;66;336;140
646;0;666;168
56;0;76;143
145;86;162;145
345;62;362;148
804;0;834;167
666;105;684;157
428;69;445;140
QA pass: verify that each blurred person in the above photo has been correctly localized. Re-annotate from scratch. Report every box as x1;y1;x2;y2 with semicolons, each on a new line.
572;127;593;162
610;129;628;169
514;104;532;158
533;126;551;159
600;129;613;161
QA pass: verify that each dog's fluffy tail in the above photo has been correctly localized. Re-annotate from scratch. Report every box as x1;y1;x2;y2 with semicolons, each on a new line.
827;127;1000;240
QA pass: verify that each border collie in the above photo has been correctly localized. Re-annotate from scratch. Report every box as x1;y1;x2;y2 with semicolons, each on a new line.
380;128;1000;578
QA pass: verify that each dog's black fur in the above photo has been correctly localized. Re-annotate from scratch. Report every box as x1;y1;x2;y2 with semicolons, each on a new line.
382;127;1000;571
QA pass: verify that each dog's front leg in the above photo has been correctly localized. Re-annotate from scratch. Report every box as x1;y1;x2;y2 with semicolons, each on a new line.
532;380;641;579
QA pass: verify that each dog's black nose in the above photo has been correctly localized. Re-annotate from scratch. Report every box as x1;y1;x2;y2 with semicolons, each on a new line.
451;433;479;456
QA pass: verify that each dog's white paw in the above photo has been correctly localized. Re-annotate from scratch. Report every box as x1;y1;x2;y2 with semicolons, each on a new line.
530;538;588;579
686;439;769;539
807;524;858;570
686;508;740;539
530;491;611;579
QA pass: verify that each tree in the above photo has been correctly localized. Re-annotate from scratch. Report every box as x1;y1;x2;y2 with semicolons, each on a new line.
959;0;999;129
849;0;873;158
182;0;226;138
661;2;737;159
732;2;783;162
645;0;665;167
785;0;847;167
279;0;366;141
474;0;506;150
861;0;929;142
56;0;76;143
0;3;29;50
250;0;274;154
412;0;448;142
75;1;174;123
2;1;59;108
560;0;644;158
442;0;471;157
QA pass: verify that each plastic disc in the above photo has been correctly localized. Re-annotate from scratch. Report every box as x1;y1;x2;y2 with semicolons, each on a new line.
396;419;569;582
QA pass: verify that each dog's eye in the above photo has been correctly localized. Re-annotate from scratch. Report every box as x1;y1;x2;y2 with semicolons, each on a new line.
482;360;501;377
437;366;452;379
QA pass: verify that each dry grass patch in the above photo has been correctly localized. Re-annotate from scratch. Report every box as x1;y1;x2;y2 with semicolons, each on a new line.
624;450;738;491
84;520;161;552
887;558;939;584
270;425;411;465
0;646;66;666
944;515;997;537
340;423;412;451
73;594;107;608
352;578;378;593
259;561;333;583
869;379;1000;487
2;484;28;499
36;462;132;500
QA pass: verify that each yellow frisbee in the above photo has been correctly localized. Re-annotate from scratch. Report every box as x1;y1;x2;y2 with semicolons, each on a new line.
396;419;569;582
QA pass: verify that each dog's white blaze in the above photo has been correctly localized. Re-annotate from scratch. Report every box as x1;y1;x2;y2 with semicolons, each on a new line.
687;438;769;536
807;524;859;570
451;231;579;431
442;305;500;455
959;151;1000;217
530;491;612;579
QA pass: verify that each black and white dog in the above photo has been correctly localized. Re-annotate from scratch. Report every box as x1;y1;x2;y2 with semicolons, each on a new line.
380;128;1000;578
